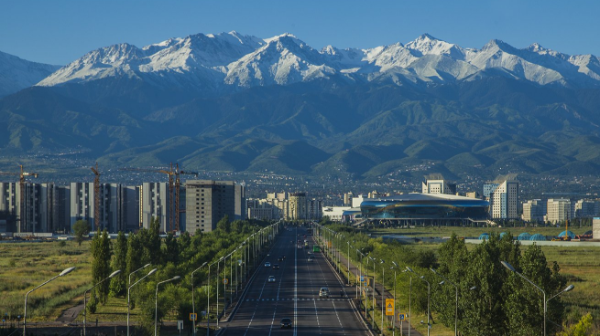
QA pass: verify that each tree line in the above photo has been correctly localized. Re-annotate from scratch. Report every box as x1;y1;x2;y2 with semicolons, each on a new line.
322;222;592;335
88;215;273;335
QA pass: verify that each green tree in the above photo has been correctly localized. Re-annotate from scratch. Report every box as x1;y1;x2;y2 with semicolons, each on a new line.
164;232;179;264
73;220;90;246
217;215;230;233
91;229;111;305
110;231;128;297
505;244;565;336
557;313;593;336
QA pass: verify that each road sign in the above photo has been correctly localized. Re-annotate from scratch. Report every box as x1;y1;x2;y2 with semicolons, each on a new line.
386;299;395;316
398;313;405;321
189;313;197;321
177;320;184;330
223;278;229;285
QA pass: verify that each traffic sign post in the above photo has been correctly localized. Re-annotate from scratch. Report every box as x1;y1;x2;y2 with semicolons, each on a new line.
386;299;394;316
189;313;197;321
398;313;405;321
223;278;229;285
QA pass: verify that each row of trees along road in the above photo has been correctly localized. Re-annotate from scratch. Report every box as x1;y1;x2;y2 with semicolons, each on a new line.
324;222;574;336
88;215;274;335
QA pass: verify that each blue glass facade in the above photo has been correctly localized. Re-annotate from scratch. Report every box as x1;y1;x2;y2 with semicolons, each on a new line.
360;194;489;220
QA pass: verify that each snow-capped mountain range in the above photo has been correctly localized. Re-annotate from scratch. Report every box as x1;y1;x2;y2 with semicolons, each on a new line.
0;51;60;97
18;31;600;91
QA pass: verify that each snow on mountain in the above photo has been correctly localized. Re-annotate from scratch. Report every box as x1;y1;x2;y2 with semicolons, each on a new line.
32;32;600;90
0;50;61;97
225;33;336;87
405;34;468;59
37;31;265;88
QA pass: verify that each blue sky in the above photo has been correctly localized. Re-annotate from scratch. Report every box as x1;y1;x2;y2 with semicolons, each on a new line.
1;0;598;65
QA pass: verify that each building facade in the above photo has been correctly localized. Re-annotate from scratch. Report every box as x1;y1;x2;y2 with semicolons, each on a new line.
546;198;572;224
522;199;546;223
422;179;457;195
490;181;519;219
185;180;245;233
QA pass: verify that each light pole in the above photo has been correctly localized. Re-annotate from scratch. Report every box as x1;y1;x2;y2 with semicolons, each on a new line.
23;266;75;336
369;257;376;327
356;248;366;318
407;267;429;336
191;262;208;336
346;241;350;285
403;271;412;336
391;261;398;336
380;259;385;336
127;263;151;332
155;276;181;336
84;270;121;336
129;263;151;289
128;268;157;336
431;268;458;336
501;261;574;336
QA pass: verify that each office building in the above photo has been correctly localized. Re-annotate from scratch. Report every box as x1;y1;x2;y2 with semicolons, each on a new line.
490;180;519;219
522;199;546;223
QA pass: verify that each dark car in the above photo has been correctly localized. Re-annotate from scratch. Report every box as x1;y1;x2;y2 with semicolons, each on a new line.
280;318;292;328
273;263;280;269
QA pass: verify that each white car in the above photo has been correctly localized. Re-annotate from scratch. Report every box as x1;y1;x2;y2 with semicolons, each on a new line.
268;275;276;282
265;262;271;267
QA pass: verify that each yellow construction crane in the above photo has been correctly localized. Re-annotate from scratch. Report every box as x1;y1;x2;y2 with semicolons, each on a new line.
0;165;38;232
120;164;197;232
91;162;101;230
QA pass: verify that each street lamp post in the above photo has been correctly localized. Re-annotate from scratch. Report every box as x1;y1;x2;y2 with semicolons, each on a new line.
391;261;398;336
431;268;458;336
155;276;181;336
23;266;75;336
84;270;121;336
191;262;208;336
128;268;157;336
406;267;429;336
127;263;151;336
501;261;574;336
380;259;385;336
346;241;350;285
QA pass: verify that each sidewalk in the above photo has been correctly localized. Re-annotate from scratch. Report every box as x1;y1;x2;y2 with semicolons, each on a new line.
317;237;422;336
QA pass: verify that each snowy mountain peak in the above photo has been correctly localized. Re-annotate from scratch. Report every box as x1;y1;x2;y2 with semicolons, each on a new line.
26;32;600;91
406;34;464;58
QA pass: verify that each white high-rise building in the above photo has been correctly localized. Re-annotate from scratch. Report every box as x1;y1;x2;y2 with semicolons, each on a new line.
490;180;519;219
546;199;572;224
140;182;169;232
522;199;546;222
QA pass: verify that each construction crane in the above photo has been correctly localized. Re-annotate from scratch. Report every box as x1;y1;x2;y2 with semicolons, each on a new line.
120;164;197;232
91;162;101;230
0;165;38;232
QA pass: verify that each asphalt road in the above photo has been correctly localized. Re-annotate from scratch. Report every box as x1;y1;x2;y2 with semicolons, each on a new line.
223;225;371;336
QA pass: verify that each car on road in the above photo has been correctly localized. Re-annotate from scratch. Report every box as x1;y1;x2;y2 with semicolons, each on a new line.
268;275;276;282
265;262;271;267
319;287;329;298
273;263;280;269
280;318;292;328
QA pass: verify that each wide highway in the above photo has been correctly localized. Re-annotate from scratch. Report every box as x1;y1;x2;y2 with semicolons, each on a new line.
223;225;371;336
